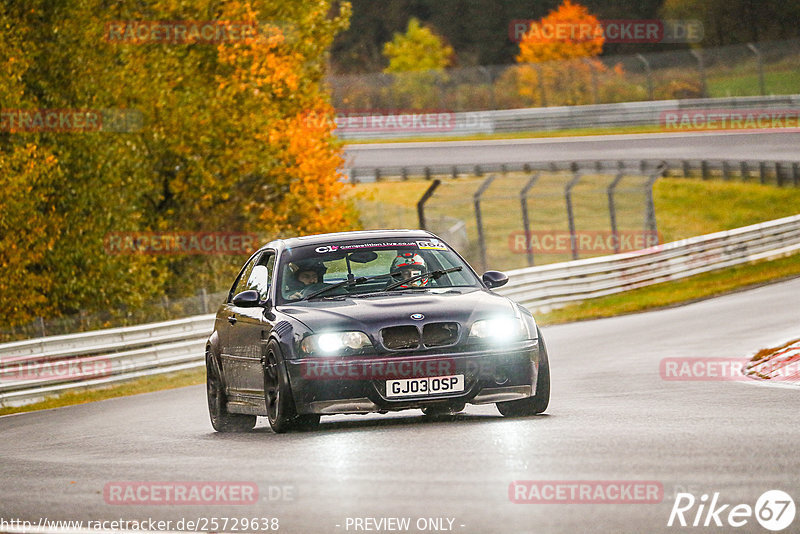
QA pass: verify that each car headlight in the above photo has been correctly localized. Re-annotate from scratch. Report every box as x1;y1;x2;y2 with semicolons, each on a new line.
300;331;372;356
469;317;525;343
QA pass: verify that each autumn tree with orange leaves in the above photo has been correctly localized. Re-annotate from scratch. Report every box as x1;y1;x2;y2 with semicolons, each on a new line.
512;0;623;106
0;0;354;330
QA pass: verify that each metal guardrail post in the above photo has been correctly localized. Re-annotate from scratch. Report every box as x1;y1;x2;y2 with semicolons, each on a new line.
644;165;666;246
477;66;495;109
200;288;209;314
701;160;710;180
534;63;547;107
565;167;583;260
682;160;690;178
793;163;800;187
747;43;766;96
583;58;599;104
759;162;767;184
519;172;541;267
722;161;731;181
474;174;497;273
607;171;625;254
690;49;707;98
416;179;441;230
740;161;749;181
636;54;654;101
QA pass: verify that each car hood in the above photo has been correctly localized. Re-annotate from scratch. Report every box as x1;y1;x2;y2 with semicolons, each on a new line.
278;288;517;333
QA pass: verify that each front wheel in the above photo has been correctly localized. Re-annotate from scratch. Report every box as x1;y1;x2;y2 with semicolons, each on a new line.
207;352;256;432
264;340;319;433
496;326;550;417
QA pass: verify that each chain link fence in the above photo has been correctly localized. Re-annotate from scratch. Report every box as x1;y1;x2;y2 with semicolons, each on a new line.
0;289;228;343
329;38;800;112
354;164;663;274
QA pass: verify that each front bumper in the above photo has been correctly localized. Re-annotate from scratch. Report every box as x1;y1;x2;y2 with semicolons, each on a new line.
285;340;540;415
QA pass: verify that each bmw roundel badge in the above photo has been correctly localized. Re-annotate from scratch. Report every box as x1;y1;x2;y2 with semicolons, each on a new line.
410;313;424;320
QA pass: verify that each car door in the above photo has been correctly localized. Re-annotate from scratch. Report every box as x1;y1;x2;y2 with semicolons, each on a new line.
217;252;259;400
223;250;277;408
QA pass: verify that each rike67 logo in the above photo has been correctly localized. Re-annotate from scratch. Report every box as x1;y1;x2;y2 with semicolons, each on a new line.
668;490;796;531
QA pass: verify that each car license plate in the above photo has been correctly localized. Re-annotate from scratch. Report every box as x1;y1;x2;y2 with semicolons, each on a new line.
386;375;465;398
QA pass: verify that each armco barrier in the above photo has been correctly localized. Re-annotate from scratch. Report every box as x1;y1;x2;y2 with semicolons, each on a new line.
347;158;800;185
1;214;799;406
0;315;214;407
336;95;800;140
496;214;800;311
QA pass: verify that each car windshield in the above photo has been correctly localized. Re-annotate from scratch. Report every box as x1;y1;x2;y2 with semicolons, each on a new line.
277;238;481;303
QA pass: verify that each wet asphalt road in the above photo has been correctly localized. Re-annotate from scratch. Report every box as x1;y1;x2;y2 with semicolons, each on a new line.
343;131;800;170
1;277;799;533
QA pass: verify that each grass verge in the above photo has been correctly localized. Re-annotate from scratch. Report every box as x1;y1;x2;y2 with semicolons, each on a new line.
0;367;205;417
536;251;800;325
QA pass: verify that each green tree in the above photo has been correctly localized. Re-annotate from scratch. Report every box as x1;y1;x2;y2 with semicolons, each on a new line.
383;17;454;73
382;17;454;109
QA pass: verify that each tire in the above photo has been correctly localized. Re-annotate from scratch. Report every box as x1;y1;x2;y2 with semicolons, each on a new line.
206;352;256;432
422;402;465;417
263;340;319;433
496;326;550;417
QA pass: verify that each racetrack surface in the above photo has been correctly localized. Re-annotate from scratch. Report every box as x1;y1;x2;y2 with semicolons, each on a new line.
343;131;800;169
1;278;799;533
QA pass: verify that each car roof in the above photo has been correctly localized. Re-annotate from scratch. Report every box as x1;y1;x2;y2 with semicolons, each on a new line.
260;229;437;252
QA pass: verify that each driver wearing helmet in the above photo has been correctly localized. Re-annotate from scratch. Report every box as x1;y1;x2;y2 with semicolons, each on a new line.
390;252;429;288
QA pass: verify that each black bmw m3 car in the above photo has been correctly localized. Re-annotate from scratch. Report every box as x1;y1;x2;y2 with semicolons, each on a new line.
206;229;550;433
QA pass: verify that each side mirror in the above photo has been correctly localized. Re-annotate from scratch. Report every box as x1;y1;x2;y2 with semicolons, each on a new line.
232;290;261;308
482;270;508;289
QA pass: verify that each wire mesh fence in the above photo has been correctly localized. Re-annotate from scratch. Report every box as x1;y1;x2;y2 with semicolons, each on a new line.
0;290;228;343
354;165;662;273
328;38;800;112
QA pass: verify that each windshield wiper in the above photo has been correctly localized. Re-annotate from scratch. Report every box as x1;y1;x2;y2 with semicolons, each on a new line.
385;267;463;291
303;271;400;300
